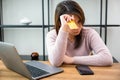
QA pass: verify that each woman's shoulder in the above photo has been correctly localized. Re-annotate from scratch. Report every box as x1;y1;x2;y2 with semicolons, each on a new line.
47;29;56;35
82;27;98;36
47;29;57;38
82;27;95;32
82;27;96;32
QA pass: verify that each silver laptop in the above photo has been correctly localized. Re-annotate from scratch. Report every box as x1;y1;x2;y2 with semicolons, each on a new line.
0;42;63;80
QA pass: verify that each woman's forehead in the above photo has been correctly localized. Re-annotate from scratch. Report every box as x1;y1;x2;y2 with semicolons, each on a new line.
68;14;79;19
72;15;80;21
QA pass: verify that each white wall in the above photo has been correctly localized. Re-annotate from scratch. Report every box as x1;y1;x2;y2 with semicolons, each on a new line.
107;0;120;62
49;0;100;25
2;0;44;56
2;0;120;61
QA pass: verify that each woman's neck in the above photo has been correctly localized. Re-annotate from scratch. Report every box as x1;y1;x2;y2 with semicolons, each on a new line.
68;34;75;42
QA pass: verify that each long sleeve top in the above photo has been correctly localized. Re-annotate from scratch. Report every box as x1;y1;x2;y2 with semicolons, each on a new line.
46;27;113;66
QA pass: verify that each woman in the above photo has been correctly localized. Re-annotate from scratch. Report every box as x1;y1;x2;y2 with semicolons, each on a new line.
46;0;113;66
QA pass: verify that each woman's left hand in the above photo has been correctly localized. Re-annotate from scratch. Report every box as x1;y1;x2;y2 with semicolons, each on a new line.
63;55;74;64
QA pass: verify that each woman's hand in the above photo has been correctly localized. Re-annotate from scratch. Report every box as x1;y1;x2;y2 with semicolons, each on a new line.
60;14;74;32
63;55;74;64
60;14;82;36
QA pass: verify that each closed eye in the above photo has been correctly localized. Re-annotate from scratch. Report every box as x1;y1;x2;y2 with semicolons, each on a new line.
77;20;81;24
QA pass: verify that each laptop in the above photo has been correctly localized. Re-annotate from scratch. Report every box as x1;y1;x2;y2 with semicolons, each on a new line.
0;42;63;80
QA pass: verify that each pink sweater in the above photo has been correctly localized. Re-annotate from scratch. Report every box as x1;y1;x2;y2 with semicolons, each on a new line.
46;27;113;66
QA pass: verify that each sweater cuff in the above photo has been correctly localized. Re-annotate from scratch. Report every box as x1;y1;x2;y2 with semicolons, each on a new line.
59;28;68;39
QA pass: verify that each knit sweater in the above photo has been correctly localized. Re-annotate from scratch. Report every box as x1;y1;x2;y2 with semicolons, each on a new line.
46;27;113;66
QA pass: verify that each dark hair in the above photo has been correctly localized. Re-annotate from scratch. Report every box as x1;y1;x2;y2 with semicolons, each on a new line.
54;0;85;49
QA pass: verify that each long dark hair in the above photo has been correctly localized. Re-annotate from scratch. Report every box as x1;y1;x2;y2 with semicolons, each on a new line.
54;0;85;49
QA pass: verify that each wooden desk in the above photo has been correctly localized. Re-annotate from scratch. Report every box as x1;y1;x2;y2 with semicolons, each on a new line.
0;61;120;80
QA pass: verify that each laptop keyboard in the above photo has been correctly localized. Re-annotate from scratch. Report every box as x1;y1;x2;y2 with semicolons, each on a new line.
25;64;49;77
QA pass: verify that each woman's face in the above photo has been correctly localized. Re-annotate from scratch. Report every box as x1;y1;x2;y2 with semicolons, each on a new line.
68;15;83;36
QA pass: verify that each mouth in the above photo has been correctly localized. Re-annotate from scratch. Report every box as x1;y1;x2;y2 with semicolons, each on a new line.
73;31;80;35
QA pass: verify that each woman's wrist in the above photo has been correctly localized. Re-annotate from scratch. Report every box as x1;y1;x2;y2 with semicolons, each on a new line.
71;57;74;64
63;55;74;64
61;25;68;32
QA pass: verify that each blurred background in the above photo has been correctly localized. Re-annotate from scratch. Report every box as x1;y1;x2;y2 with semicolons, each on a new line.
0;0;120;61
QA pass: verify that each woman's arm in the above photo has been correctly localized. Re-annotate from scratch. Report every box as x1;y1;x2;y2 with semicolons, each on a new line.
46;14;75;66
46;29;68;66
73;53;113;66
72;29;113;66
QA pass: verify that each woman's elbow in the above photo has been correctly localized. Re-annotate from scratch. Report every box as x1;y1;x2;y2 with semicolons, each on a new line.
49;58;63;67
98;53;113;66
51;62;63;67
106;56;113;66
103;55;113;66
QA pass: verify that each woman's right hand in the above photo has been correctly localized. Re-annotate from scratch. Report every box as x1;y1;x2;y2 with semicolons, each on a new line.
60;14;74;32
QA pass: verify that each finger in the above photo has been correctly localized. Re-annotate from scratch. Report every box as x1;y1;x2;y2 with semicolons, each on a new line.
71;15;75;20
